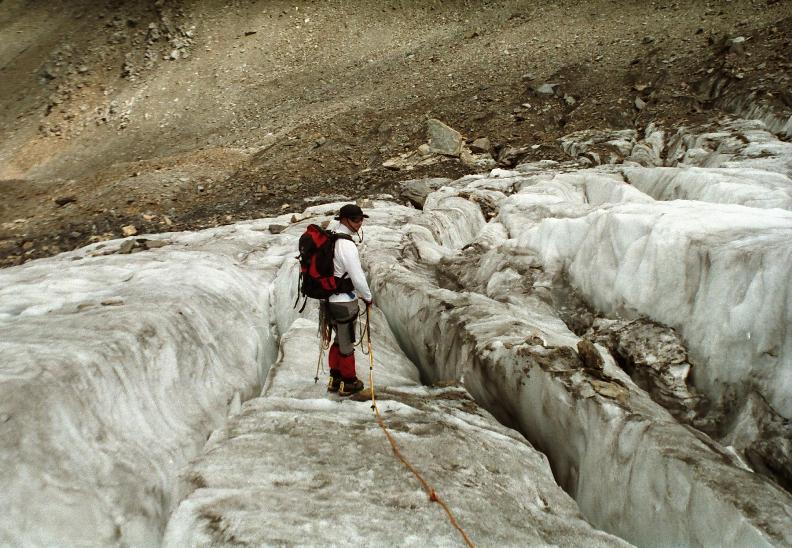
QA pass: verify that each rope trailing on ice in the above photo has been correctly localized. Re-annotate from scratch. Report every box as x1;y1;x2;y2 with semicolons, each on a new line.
363;305;475;548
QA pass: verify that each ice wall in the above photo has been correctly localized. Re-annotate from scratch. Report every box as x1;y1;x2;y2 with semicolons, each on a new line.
364;187;792;546
622;166;792;210
0;221;297;545
483;125;792;425
502;162;792;490
516;186;792;420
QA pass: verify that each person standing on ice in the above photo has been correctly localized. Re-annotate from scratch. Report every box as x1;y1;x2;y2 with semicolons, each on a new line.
324;203;373;396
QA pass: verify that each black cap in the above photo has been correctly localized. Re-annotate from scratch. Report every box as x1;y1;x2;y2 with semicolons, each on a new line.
334;203;369;220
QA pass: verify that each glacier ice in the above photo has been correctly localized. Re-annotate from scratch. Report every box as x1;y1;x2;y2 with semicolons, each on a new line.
0;223;298;544
622;166;792;210
1;118;791;545
163;316;626;547
362;188;792;546
521;197;792;418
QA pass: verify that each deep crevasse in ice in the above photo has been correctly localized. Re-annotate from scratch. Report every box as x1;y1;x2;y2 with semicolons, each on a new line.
493;119;792;422
362;186;792;546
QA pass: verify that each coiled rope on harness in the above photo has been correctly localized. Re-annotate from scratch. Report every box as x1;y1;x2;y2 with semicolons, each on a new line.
362;304;474;548
313;299;372;383
314;301;334;383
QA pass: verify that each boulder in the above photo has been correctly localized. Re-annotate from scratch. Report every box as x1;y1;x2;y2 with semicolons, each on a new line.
54;196;76;206
426;119;464;157
469;137;491;153
400;177;451;208
460;148;497;170
497;146;528;168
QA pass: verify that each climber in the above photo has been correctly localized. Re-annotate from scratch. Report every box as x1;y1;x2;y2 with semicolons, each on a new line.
323;203;373;396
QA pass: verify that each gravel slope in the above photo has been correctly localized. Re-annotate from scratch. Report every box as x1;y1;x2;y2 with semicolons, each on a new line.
1;0;791;267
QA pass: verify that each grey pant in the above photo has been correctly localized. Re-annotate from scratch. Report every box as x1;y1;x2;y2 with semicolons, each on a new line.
327;301;359;355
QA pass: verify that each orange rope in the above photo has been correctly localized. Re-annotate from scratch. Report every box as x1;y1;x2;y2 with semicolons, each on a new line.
365;305;474;548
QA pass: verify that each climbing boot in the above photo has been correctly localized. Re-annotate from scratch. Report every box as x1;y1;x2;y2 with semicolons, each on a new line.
327;375;342;393
338;378;364;397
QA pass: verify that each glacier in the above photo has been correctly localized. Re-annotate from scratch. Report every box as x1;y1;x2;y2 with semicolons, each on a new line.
1;118;791;546
162;316;626;546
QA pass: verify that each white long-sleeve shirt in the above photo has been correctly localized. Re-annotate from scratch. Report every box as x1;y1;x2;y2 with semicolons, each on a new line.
329;224;371;303
329;223;373;303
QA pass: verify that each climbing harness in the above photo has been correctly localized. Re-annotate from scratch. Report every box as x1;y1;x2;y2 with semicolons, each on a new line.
362;305;475;548
314;300;366;383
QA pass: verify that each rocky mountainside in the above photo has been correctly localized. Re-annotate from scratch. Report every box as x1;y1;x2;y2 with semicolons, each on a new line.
1;0;791;268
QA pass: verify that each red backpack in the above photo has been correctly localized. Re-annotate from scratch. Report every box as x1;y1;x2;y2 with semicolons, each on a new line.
295;224;354;311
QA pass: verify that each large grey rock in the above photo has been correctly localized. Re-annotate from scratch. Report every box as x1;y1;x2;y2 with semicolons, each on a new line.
469;137;492;153
497;146;528;167
426;119;464;157
118;240;135;254
400;177;451;208
54;196;76;206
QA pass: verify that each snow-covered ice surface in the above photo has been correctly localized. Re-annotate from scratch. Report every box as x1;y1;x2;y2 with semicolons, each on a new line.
1;118;792;546
163;315;626;547
0;222;299;544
